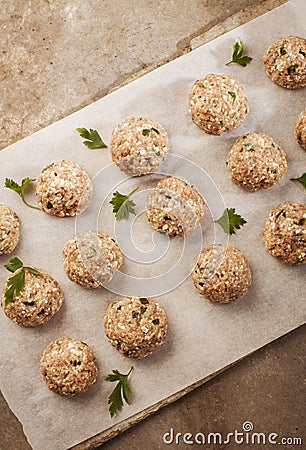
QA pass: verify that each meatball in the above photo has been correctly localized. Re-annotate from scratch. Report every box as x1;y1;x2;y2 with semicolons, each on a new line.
40;337;98;397
62;230;123;288
0;205;20;255
146;176;205;236
191;244;252;303
262;35;306;89
227;133;287;191
104;296;168;358
294;109;306;150
110;117;170;176
2;268;64;326
36;160;93;217
188;74;249;135
263;201;306;264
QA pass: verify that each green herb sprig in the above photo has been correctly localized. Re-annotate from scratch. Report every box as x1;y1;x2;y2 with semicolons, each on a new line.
226;39;252;67
4;257;41;305
76;128;107;149
4;178;40;210
215;208;247;235
41;162;54;173
105;367;133;417
110;186;139;220
291;172;306;189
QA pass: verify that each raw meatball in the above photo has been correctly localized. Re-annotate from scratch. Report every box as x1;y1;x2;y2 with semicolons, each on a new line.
188;74;249;135
40;337;98;397
104;296;168;358
36;160;93;217
227;133;287;191
146;176;205;236
62;230;123;288
263;35;306;89
110;116;170;176
191;244;251;303
263;201;306;264
2;268;64;326
0;205;20;255
294;109;306;150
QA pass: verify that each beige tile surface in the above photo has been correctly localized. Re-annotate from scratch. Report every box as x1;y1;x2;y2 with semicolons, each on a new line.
1;1;304;449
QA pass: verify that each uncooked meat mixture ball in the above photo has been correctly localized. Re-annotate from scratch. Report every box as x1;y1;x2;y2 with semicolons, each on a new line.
191;244;251;303
62;230;123;288
104;297;168;358
0;205;20;255
146;176;205;236
36;160;93;217
110;116;170;176
2;268;64;326
227;133;287;191
294;109;306;150
188;74;249;135
263;36;306;89
263;201;306;265
40;337;98;397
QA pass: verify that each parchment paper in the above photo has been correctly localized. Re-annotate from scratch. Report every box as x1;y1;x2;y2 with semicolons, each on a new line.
0;1;305;449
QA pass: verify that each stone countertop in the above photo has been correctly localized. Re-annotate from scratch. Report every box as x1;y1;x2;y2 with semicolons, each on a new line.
1;1;304;449
1;0;289;151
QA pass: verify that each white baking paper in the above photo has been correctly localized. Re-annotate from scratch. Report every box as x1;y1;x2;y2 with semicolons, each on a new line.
0;1;305;449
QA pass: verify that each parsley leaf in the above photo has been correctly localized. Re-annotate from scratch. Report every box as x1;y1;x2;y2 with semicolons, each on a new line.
142;127;160;136
287;64;298;75
110;186;139;220
4;284;17;306
4;177;40;210
3;257;41;305
76;127;107;149
41;162;54;173
226;38;252;67
234;55;252;67
5;271;25;304
26;267;41;275
228;91;236;101
105;367;133;417
215;208;247;235
4;256;23;273
291;172;306;189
